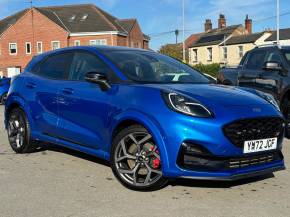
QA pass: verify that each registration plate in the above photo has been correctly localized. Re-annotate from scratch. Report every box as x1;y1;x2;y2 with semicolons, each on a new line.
243;138;277;153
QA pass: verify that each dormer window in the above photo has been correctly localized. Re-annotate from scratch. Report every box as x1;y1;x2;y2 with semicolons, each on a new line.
80;14;88;21
68;15;76;22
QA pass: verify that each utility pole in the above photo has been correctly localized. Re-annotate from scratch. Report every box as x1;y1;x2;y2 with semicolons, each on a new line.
29;0;35;54
182;0;186;63
277;0;280;46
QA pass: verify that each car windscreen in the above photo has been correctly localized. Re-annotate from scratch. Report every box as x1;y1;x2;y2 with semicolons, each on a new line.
102;50;210;84
282;50;290;65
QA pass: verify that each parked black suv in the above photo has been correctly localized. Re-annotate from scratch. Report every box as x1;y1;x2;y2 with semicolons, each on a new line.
217;45;290;136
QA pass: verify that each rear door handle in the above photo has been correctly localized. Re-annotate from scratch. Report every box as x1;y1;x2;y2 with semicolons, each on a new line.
26;82;36;89
62;88;74;95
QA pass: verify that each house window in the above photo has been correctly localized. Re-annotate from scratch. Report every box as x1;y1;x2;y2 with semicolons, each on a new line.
223;47;227;60
9;43;17;55
207;47;212;61
26;42;32;54
74;40;81;46
51;41;60;50
37;42;43;54
89;39;107;46
192;49;198;62
238;46;244;58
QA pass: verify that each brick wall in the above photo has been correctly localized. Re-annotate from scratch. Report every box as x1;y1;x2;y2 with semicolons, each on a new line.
69;34;117;46
128;22;147;49
0;8;68;76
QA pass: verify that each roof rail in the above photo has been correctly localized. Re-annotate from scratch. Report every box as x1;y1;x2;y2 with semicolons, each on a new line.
255;43;278;49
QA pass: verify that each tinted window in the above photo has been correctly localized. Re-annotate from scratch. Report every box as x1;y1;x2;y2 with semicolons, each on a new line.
282;50;290;65
101;50;209;84
245;50;268;70
35;53;72;79
69;52;111;81
266;50;283;64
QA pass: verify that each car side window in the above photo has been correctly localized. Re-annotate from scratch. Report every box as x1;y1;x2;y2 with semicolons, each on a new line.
34;53;72;79
69;52;111;81
244;50;268;70
266;50;283;64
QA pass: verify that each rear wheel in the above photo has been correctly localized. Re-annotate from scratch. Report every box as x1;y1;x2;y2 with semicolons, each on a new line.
111;125;168;191
7;108;37;153
0;92;7;104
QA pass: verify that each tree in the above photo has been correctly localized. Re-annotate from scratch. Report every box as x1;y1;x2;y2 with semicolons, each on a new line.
158;43;183;61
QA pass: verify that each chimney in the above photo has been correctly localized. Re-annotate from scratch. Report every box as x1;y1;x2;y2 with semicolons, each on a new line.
245;14;252;34
204;19;212;32
218;14;226;29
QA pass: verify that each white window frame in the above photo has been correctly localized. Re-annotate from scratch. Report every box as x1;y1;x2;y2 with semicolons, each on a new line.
223;47;228;60
9;43;17;55
25;42;32;54
74;40;81;46
192;49;198;62
238;45;244;58
89;39;107;46
51;41;60;50
207;47;213;62
37;42;43;54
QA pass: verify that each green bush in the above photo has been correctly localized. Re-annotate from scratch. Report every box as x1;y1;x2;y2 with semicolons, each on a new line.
191;63;220;78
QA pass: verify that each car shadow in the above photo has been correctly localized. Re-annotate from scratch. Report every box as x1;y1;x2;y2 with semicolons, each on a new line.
168;173;275;188
39;143;110;167
36;143;275;189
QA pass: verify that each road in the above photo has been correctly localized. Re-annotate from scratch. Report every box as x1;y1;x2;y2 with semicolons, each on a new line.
0;105;289;217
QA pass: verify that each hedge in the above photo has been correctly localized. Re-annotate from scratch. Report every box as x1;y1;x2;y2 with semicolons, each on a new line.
191;63;220;78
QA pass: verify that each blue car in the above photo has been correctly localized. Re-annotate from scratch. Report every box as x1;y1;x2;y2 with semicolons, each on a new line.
0;77;10;104
5;46;285;191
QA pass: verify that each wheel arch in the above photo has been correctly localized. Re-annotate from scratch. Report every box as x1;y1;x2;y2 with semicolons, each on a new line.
110;111;170;171
5;95;32;130
281;87;290;107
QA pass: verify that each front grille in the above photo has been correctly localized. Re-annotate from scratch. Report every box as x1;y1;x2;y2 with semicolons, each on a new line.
223;117;284;148
229;152;277;169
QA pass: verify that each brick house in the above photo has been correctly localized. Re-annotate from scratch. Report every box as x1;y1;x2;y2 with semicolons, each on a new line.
0;4;150;77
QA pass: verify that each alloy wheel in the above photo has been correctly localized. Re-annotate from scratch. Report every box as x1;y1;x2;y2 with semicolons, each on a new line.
8;113;26;149
114;132;162;187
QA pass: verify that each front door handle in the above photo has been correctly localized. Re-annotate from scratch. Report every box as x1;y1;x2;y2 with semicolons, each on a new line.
26;82;36;89
62;88;74;95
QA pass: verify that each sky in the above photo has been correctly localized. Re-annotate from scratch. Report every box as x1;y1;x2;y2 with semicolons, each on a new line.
0;0;289;50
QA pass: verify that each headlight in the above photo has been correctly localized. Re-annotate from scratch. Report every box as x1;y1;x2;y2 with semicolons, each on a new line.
162;92;213;118
255;91;280;111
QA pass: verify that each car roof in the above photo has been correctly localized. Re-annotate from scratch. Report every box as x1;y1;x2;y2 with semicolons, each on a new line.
37;46;154;58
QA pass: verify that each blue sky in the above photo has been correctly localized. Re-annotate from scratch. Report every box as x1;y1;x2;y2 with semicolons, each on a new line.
0;0;289;50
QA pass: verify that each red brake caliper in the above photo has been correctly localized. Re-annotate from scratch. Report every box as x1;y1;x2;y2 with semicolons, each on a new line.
151;147;160;169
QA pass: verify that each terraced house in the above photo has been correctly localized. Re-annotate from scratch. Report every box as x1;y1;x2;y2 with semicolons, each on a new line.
0;4;150;77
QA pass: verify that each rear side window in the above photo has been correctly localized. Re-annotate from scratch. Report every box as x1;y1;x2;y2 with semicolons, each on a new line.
33;53;72;79
68;52;111;81
244;50;268;70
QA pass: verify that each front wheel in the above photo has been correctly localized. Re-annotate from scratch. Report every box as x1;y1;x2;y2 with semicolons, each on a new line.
111;125;168;191
282;100;290;139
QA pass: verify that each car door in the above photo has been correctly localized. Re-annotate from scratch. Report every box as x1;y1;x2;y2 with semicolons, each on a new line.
57;51;116;150
255;48;286;99
238;49;268;89
24;52;73;138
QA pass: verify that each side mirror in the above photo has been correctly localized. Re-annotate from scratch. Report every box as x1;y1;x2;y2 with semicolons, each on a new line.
263;61;283;71
85;72;111;91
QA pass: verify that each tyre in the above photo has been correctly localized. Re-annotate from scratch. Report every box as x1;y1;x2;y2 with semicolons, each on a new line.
0;92;7;105
282;100;290;139
111;125;168;191
7;108;37;153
